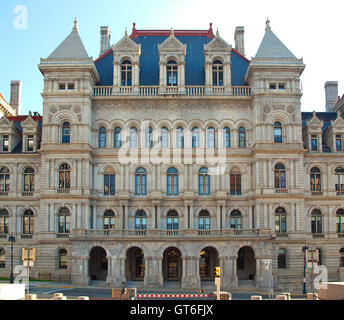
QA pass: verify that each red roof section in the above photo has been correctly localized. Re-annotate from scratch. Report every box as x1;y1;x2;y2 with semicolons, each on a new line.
8;115;43;122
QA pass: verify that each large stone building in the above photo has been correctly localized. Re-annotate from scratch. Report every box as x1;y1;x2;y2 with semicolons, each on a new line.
0;19;343;293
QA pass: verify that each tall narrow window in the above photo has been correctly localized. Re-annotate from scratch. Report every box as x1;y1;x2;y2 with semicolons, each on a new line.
212;60;223;86
135;168;147;196
224;127;231;148
0;209;9;235
311;135;318;151
274;163;286;189
317;248;323;265
335;167;344;192
207;127;215;148
176;127;184;148
278;249;287;269
23;167;35;192
311;209;323;234
167;167;178;196
199;167;210;195
167;60;178;86
0;249;5;268
135;211;147;230
274;122;282;143
145;127;153;148
192;127;200;148
27;135;34;151
167;211;178;232
275;207;287;233
104;210;115;230
58;208;70;234
0;167;10;193
230;169;241;195
230;210;242;230
99;127;106;148
59;249;68;269
121;60;132;86
340;248;344;267
59;164;71;190
23;210;34;235
130;127;138;148
114;127;122;148
104;167;115;196
336;209;344;234
2;135;9;152
310;167;322;191
62;122;70;144
161;127;169;148
199;211;210;230
238;127;246;148
336;135;342;151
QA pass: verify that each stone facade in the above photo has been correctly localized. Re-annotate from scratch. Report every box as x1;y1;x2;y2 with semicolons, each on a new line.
0;20;343;293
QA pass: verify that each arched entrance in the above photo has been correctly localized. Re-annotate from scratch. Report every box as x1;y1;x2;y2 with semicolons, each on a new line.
126;247;145;281
163;247;182;281
200;247;219;281
237;246;256;280
89;247;107;281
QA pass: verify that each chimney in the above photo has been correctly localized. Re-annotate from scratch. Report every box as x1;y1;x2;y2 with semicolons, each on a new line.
100;26;111;56
325;81;338;111
234;26;245;56
10;80;22;115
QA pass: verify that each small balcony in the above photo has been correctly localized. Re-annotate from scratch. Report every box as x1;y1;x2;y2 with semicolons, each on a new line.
56;233;70;239
57;188;70;194
22;191;34;197
275;188;288;194
311;191;323;196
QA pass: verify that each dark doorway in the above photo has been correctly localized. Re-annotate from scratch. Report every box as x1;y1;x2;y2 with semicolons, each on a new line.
163;247;182;281
89;247;107;281
237;246;256;280
200;247;219;280
126;247;145;281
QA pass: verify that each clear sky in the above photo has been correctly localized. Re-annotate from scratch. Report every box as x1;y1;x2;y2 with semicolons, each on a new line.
1;0;343;115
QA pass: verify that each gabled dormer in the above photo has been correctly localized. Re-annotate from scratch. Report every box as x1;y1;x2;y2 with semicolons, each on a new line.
21;112;41;153
112;29;141;94
158;29;187;93
323;111;344;152
0;116;21;153
204;30;232;94
303;111;324;152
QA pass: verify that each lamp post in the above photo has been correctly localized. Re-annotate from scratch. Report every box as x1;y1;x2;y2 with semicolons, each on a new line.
302;245;309;294
8;235;16;284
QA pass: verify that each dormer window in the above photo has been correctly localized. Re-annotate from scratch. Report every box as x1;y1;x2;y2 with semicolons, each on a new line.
336;135;342;151
311;135;318;151
2;135;9;152
167;60;178;86
62;122;70;144
27;135;34;152
212;60;223;86
121;60;132;86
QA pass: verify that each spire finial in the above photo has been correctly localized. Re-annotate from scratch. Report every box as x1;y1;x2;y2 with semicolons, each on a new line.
216;28;219;36
265;18;271;31
125;27;128;36
170;28;174;36
73;18;78;32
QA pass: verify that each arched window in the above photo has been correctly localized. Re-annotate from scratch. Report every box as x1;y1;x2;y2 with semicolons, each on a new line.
274;122;282;143
274;163;286;189
104;210;115;230
135;211;147;230
275;207;287;233
0;248;5;268
192;127;200;148
224;127;231;148
310;167;321;191
207;127;215;148
0;167;10;193
199;167;210;195
199;211;210;230
167;211;178;232
311;209;323;234
98;127;106;148
230;168;241;196
23;167;35;192
59;164;71;190
23;210;34;235
62;122;70;143
145;127;153;148
121;60;132;86
161;127;169;148
130;127;138;148
135;168;147;196
167;167;178;196
176;127;184;148
167;60;178;86
212;60;223;86
104;167;115;196
58;249;68;269
238;127;246;148
340;248;344;267
58;208;70;234
317;248;323;265
230;210;242;230
113;127;122;148
335;167;344;192
278;248;287;269
0;209;9;235
336;209;344;234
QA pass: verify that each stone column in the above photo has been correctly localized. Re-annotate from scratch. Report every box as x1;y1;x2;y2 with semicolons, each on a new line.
216;205;221;230
230;256;238;288
181;256;201;290
144;256;163;289
107;256;126;286
71;255;89;286
219;256;231;290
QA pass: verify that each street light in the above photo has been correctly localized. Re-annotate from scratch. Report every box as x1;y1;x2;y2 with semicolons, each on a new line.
8;235;16;284
302;245;309;294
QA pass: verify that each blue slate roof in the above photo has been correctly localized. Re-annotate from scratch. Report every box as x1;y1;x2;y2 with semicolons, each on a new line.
301;112;339;131
95;35;250;86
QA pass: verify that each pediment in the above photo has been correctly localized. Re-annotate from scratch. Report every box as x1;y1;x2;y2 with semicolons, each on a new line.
306;111;323;130
204;34;232;52
21;114;39;128
0;116;14;128
331;111;344;129
112;32;141;53
158;31;186;53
